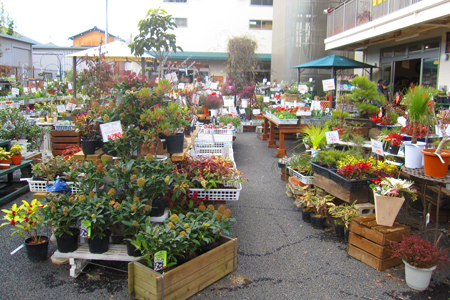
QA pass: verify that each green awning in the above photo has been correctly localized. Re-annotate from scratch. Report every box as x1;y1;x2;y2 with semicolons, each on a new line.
291;54;377;69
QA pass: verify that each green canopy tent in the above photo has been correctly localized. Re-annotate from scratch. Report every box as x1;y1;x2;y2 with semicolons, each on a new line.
291;54;378;108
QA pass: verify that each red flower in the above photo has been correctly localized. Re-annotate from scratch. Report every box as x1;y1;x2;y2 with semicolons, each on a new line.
10;220;15;225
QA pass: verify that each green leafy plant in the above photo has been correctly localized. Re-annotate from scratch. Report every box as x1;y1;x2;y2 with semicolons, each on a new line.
132;205;234;270
10;144;23;156
327;201;358;228
32;155;76;181
370;177;417;201
403;85;433;144
76;193;114;239
0;199;46;243
302;125;327;150
219;114;241;127
41;193;79;237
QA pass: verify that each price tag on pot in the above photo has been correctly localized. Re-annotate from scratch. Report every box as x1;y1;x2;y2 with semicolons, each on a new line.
80;220;91;238
56;104;66;113
371;138;384;156
154;251;167;272
100;121;123;143
326;131;340;144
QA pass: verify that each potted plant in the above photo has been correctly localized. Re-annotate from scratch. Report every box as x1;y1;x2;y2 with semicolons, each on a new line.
76;193;113;254
327;201;358;238
239;85;255;108
73;112;101;155
221;76;236;102
302;125;327;158
204;92;223;118
310;194;335;229
370;177;417;226
158;102;192;153
422;108;450;177
41;193;80;253
384;132;403;155
10;144;24;165
294;188;316;223
0;147;11;169
0;199;49;262
281;81;300;102
390;235;450;291
350;76;383;123
402;85;433;168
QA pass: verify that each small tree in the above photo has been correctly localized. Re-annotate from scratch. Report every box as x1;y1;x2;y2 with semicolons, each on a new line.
129;8;183;79
227;35;259;86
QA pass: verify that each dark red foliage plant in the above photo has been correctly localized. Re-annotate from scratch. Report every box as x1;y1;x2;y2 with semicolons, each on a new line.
390;235;450;269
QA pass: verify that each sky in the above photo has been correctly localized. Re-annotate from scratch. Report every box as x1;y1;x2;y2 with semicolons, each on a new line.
3;0;152;46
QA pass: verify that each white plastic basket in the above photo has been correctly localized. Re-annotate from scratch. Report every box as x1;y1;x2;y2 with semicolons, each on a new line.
271;115;298;124
288;167;314;185
54;125;73;131
188;183;242;201
192;141;234;161
200;128;235;135
27;180;80;193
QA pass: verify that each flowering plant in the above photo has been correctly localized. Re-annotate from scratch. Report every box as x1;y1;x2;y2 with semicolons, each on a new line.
113;198;150;237
337;156;398;179
41;193;79;237
0;199;46;243
385;133;403;147
0;147;10;160
337;162;374;180
400;125;432;139
390;235;450;269
239;85;255;99
76;193;114;239
221;77;236;96
132;205;234;270
370;177;417;201
205;92;223;109
273;107;296;119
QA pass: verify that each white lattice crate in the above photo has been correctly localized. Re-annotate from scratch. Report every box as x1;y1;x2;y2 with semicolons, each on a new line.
192;141;234;160
288;167;314;185
197;134;233;142
188;183;242;201
27;179;81;193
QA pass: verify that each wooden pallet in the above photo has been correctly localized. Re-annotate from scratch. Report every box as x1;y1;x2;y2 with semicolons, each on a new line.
53;244;140;278
51;130;80;156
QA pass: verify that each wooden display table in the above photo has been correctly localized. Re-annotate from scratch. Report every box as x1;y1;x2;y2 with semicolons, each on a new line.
0;160;33;205
261;114;306;157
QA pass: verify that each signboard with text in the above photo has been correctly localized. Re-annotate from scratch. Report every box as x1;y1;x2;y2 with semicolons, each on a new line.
100;121;123;142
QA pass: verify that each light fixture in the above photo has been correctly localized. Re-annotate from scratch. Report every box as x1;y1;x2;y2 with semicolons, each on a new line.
395;33;419;42
354;46;367;51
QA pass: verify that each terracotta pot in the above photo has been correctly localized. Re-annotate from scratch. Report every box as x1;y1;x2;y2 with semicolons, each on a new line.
374;192;404;226
11;153;22;165
0;158;10;169
202;106;209;115
421;148;450;178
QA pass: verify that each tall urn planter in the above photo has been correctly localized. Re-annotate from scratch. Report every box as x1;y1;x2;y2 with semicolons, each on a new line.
403;260;437;291
374;192;404;226
421;148;450;178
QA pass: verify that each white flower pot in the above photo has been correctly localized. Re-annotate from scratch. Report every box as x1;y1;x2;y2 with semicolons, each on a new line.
403;141;426;169
403;260;436;291
209;109;219;118
311;148;320;158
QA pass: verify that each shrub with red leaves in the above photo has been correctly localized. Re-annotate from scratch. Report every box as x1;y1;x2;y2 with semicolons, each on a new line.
390;235;450;269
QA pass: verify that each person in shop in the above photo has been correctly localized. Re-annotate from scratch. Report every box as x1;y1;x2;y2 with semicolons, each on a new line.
410;77;418;91
377;80;389;104
376;79;384;94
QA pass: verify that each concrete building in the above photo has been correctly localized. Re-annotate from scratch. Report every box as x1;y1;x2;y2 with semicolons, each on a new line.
271;0;354;95
153;0;274;83
0;33;35;85
324;0;450;96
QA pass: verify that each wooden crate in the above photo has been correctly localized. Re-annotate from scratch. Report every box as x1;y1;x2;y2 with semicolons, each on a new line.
128;236;237;300
51;130;80;156
348;232;392;259
313;173;371;203
349;215;410;246
347;244;402;272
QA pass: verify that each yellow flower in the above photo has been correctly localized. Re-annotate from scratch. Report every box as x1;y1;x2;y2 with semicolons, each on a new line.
51;206;56;213
137;178;146;187
131;204;137;212
63;206;69;216
78;195;86;201
167;222;175;229
169;214;180;223
96;203;101;207
224;209;232;217
88;191;95;198
91;214;96;219
130;175;137;182
179;231;186;237
107;188;116;197
218;205;226;213
215;213;222;221
198;205;206;212
202;223;210;227
184;223;189;228
103;114;110;123
164;176;170;183
132;220;139;226
133;197;139;202
131;167;139;175
144;205;150;212
207;204;215;213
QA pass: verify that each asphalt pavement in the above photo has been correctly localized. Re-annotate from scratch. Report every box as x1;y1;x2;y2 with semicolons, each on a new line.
0;131;449;300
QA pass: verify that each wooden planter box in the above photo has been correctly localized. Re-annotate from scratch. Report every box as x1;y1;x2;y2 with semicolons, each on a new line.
313;173;371;203
128;236;238;300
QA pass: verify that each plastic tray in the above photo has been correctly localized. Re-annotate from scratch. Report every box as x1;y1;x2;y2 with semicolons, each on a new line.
288;167;313;185
188;183;242;201
28;180;80;193
310;162;336;179
271;115;298;124
328;171;377;190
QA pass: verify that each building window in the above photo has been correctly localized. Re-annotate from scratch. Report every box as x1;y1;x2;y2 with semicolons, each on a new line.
174;18;187;27
249;20;272;30
163;0;187;2
251;0;273;5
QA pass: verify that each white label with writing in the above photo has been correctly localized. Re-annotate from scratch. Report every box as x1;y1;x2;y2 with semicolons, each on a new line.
31;87;36;93
210;82;218;90
223;97;234;107
253;109;261;115
100;121;123;143
326;131;340;144
239;108;246;114
11;88;19;96
263;96;270;103
56;105;66;113
322;78;335;91
371;138;384;156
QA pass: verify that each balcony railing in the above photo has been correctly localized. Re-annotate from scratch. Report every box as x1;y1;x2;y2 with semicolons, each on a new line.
327;0;422;38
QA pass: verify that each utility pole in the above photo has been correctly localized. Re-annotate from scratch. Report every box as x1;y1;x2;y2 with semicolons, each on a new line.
105;0;109;44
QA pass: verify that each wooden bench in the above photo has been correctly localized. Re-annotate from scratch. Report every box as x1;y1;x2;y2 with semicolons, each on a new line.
53;244;141;278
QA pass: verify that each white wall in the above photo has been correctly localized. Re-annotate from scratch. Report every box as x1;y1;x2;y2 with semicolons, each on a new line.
157;0;273;54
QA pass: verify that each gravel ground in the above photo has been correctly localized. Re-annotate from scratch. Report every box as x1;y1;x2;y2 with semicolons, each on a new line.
0;131;449;300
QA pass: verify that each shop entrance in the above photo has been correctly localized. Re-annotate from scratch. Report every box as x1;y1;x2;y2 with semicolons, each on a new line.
393;59;421;95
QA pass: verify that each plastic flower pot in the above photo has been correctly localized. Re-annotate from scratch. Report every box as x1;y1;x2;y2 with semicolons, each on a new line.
11;153;22;165
166;133;184;154
209;109;219;118
25;236;49;262
421;148;450;178
310;214;327;229
55;228;79;253
0;158;11;169
403;259;437;291
126;239;142;257
403;141;426;169
88;231;110;254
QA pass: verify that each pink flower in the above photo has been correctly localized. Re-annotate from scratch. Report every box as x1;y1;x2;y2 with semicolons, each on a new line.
219;122;224;126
